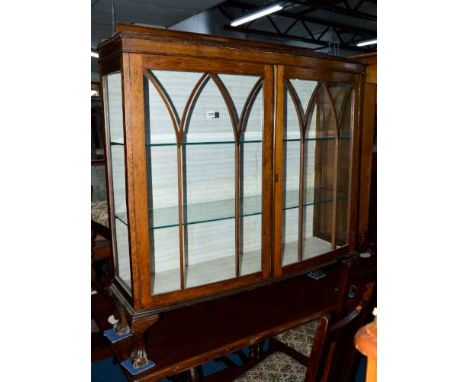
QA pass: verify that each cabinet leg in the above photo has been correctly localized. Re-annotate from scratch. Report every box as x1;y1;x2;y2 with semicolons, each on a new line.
97;285;131;337
114;301;131;336
129;315;160;369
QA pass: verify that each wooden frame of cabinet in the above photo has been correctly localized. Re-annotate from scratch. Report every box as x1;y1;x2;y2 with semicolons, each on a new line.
352;52;377;251
98;23;367;371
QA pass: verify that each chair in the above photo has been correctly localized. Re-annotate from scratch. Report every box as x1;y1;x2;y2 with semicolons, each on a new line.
233;283;375;382
272;255;376;360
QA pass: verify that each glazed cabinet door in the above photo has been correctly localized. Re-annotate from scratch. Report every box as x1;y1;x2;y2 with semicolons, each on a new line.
274;66;358;277
137;56;273;307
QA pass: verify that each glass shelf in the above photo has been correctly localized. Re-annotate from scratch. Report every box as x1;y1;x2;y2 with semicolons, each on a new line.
284;188;347;211
110;137;350;147
110;140;262;146
284;136;350;142
116;195;259;229
148;140;262;146
114;187;346;229
282;236;333;266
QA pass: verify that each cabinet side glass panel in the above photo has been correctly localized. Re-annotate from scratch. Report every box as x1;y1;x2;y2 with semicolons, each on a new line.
105;72;132;290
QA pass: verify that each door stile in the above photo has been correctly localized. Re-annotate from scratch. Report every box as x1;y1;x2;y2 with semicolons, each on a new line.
122;53;152;308
262;65;275;278
176;139;186;290
273;65;285;278
235;139;241;277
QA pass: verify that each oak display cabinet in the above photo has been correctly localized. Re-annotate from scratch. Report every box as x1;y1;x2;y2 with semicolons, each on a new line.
98;24;367;372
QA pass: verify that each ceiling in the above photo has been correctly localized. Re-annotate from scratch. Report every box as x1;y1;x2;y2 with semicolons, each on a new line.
91;0;376;57
91;0;226;49
219;0;376;55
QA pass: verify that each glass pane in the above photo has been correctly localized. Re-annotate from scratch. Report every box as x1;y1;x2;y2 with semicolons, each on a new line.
302;205;333;259
328;84;350;122
285;89;302;140
151;70;201;125
186;220;236;288
105;72;131;290
185;77;235;143
281;84;302;265
108;73;124;143
282;207;299;266
115;219;131;285
243;84;263;142
303;89;336;251
289;79;318;115
111;146;127;224
151;226;180;294
147;144;180;294
144;71;182;295
241;215;262;275
240;84;263;276
145;75;178;145
308;87;336;139
184;141;235;286
219;74;259;126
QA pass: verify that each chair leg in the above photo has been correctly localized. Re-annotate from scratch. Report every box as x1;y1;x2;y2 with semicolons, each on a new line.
249;343;262;360
189;366;202;382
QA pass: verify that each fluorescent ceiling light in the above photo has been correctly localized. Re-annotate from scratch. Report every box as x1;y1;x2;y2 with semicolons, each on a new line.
230;4;283;27
356;39;377;47
91;51;99;58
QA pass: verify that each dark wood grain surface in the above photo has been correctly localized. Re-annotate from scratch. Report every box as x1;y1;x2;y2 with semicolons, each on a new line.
109;263;341;381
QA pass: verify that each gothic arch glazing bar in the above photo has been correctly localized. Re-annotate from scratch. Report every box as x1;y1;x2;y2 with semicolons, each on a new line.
144;70;180;137
322;81;340;249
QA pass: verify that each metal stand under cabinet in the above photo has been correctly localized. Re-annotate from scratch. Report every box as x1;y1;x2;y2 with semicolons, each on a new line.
98;23;369;376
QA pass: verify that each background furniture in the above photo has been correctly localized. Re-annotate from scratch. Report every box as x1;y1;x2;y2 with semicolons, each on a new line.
352;52;377;253
104;262;345;381
233;283;375;382
269;255;376;381
355;310;377;382
98;24;372;376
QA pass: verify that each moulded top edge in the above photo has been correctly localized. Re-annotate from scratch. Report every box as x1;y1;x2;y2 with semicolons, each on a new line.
97;23;366;72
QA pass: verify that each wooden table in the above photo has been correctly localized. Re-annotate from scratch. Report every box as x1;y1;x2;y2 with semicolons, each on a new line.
103;263;342;381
